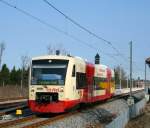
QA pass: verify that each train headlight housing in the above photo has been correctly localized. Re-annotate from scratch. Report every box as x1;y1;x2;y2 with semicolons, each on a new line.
31;89;34;92
59;87;64;92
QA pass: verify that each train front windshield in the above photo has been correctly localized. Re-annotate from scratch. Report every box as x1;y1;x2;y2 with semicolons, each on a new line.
31;59;68;85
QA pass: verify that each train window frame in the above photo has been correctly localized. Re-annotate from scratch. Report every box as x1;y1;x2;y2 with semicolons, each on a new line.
31;59;69;85
72;65;76;77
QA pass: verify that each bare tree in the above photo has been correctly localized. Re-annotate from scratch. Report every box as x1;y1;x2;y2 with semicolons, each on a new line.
0;42;5;69
47;43;68;55
115;65;127;80
114;65;127;88
20;55;30;89
21;55;30;70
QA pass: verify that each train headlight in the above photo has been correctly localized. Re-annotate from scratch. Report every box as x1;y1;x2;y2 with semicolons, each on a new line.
31;89;34;92
59;87;64;92
48;60;52;63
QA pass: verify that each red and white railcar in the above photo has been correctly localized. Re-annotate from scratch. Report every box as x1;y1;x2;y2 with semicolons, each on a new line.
28;55;115;113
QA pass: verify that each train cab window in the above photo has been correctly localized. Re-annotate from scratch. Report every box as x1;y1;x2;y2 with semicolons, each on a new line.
76;72;86;89
72;65;76;77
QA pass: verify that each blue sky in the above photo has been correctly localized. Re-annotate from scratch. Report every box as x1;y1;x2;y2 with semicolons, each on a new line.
0;0;150;79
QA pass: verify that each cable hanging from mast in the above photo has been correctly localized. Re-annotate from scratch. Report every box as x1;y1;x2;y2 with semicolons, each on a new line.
0;0;121;64
43;0;127;61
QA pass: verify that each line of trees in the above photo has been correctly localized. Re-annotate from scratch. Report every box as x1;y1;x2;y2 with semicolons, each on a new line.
114;65;127;88
0;64;29;86
0;42;30;87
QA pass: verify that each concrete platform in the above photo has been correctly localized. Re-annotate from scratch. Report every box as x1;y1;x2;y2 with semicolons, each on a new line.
114;87;144;96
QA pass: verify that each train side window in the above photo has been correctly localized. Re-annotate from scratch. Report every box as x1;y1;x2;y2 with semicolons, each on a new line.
72;65;76;77
111;77;115;82
76;72;86;89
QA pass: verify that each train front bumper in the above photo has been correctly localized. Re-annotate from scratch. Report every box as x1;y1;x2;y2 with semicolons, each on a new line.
28;100;79;113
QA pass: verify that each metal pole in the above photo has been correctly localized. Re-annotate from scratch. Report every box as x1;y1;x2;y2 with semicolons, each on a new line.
127;76;128;88
138;77;140;88
127;41;134;108
0;43;5;70
120;64;122;89
145;61;147;93
130;41;132;96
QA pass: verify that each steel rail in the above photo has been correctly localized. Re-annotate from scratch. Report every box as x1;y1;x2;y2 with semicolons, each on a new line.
0;115;37;127
0;89;144;127
22;112;78;128
0;102;27;109
0;104;28;116
0;97;26;102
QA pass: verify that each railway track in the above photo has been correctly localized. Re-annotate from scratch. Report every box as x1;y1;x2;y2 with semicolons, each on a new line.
0;93;131;128
0;102;26;110
0;90;144;128
22;112;77;128
0;97;26;102
0;112;78;128
0;101;28;116
0;104;28;116
0;97;28;116
0;115;37;127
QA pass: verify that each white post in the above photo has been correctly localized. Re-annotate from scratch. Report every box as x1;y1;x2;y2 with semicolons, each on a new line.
2;81;4;88
127;76;128;88
145;62;147;93
129;41;133;96
120;64;122;89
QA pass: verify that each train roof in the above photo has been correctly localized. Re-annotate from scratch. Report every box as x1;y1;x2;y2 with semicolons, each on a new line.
32;55;73;60
32;55;88;62
95;64;113;70
32;55;112;70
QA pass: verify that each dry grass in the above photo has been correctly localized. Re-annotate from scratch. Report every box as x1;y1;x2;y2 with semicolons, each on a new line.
0;85;28;99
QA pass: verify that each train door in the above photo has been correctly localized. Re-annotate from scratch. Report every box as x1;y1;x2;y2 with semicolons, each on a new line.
86;64;95;102
106;68;111;96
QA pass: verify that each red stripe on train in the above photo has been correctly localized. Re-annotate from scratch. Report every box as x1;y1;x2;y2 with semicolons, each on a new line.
28;99;80;113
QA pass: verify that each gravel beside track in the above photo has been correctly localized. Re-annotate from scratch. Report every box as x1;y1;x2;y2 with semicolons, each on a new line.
0;99;134;128
22;112;79;128
39;99;127;128
0;91;144;128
